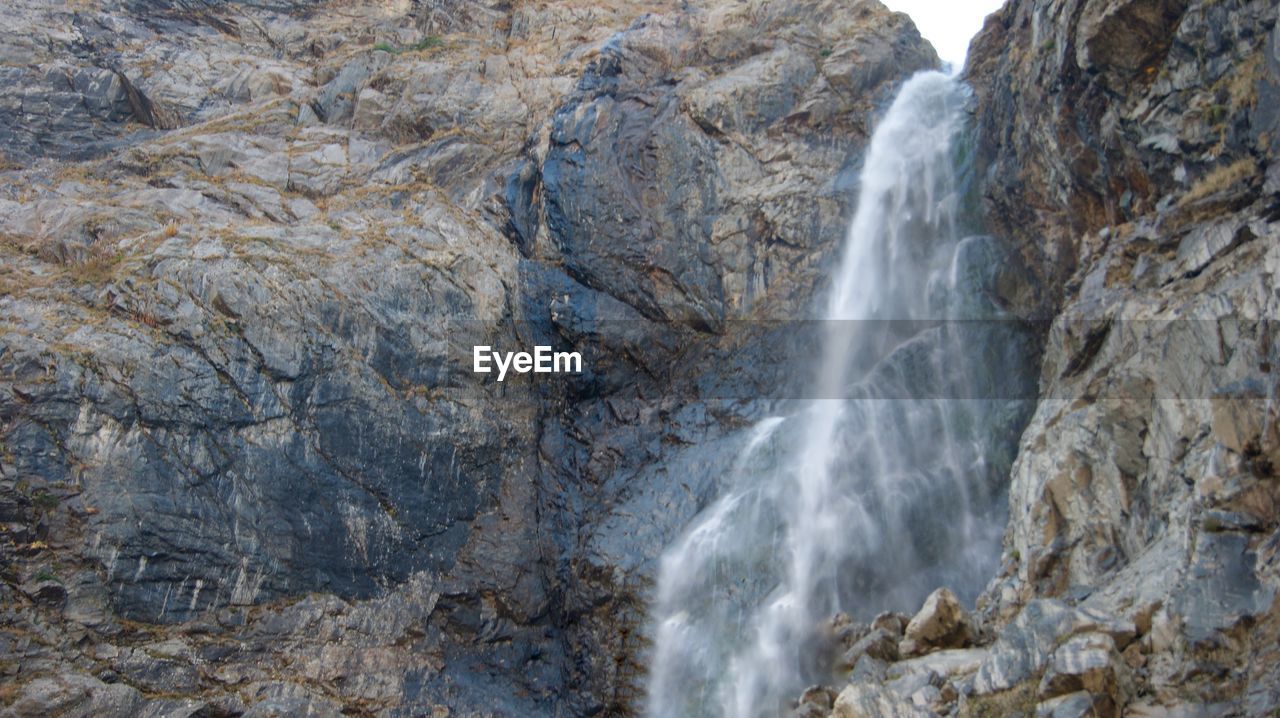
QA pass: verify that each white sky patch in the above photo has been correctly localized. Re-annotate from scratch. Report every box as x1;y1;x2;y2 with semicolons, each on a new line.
881;0;1007;70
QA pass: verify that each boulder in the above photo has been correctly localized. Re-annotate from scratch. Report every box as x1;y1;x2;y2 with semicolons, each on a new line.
873;611;909;638
791;685;837;718
3;674;143;718
899;588;974;657
839;627;900;669
832;683;928;718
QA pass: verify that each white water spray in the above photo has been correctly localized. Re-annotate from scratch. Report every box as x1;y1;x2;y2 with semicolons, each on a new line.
647;71;1033;717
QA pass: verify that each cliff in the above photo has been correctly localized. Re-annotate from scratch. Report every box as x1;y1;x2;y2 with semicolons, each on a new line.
970;0;1280;712
0;0;936;715
2;0;1277;716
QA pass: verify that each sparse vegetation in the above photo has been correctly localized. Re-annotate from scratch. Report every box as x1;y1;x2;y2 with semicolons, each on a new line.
407;36;444;52
33;567;60;584
1178;158;1258;206
72;241;125;285
31;490;60;512
963;683;1038;718
0;676;22;704
1226;52;1261;111
374;36;444;55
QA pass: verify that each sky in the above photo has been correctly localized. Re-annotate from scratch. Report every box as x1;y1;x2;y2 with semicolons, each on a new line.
881;0;1007;69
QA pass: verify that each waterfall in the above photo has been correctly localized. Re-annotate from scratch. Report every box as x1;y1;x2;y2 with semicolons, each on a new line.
646;71;1035;717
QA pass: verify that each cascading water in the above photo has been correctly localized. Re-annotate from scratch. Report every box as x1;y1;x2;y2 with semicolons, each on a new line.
646;71;1035;717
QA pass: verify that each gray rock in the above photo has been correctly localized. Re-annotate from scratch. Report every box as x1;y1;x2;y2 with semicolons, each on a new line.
832;682;929;718
1035;691;1109;718
1038;632;1126;701
0;0;939;715
2;674;143;718
973;600;1135;695
840;627;901;668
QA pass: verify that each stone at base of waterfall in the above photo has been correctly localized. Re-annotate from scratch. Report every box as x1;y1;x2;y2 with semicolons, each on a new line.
790;685;836;718
886;667;959;714
873;612;909;638
899;588;974;658
838;627;900;669
832;683;928;718
829;613;871;651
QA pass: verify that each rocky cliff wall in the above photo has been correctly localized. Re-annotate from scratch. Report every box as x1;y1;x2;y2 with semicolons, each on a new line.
8;0;1274;715
967;0;1280;712
0;0;937;715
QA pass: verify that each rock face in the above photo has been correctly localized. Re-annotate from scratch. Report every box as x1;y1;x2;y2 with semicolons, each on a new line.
967;0;1278;314
962;0;1280;714
7;0;1276;714
0;0;936;714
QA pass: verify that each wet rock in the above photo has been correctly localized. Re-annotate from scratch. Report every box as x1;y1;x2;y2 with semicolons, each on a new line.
840;627;901;668
508;0;938;324
873;611;909;638
830;612;872;649
791;685;837;717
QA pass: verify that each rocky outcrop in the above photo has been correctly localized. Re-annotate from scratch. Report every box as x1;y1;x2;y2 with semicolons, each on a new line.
0;0;936;714
966;0;1278;315
961;0;1280;714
